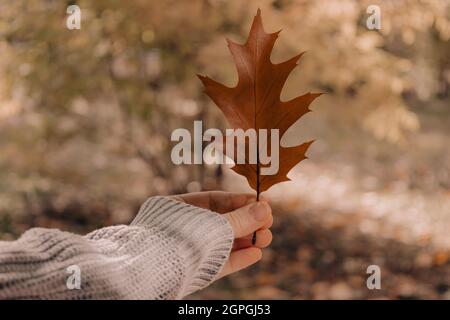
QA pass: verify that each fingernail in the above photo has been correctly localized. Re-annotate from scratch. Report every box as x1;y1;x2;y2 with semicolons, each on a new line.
250;202;269;221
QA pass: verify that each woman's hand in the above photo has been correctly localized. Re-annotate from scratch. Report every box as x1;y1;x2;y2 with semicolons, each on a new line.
171;191;273;279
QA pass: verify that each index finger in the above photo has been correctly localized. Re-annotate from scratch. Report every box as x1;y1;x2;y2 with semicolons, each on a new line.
172;191;265;214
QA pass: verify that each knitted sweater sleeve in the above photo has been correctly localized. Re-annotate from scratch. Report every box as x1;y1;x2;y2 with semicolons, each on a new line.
0;196;234;299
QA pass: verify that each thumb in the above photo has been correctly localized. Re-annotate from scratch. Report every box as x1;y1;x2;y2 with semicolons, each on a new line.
224;201;272;238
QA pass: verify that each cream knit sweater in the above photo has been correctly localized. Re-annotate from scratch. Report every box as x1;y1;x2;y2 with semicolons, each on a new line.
0;196;234;299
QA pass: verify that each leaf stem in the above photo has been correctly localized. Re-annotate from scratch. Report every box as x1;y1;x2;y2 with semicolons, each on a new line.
253;140;260;245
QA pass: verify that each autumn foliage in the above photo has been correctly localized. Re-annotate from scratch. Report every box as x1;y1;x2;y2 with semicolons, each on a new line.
198;9;321;195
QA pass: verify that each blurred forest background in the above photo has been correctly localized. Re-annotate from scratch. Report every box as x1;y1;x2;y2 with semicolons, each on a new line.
0;0;449;299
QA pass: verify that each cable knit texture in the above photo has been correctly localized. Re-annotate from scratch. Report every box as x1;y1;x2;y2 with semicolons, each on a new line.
0;196;234;299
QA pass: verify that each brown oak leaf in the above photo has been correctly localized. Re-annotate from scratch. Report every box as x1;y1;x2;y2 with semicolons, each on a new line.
198;9;321;196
